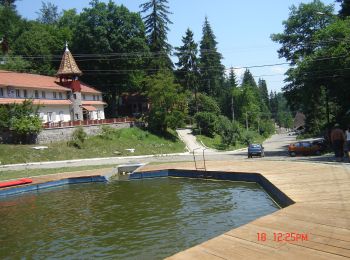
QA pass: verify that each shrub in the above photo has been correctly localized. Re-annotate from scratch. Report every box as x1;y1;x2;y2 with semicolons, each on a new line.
166;110;186;129
100;125;116;140
259;120;275;137
194;112;217;137
215;116;235;145
189;93;220;116
68;127;87;149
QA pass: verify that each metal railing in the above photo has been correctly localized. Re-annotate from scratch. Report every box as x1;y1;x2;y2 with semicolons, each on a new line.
192;148;207;171
43;117;135;129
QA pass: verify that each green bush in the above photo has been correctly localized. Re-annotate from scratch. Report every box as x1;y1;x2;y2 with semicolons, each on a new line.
68;127;88;149
166;110;186;129
100;125;117;140
215;116;235;145
189;93;220;116
194;112;218;137
259;120;275;137
240;130;258;145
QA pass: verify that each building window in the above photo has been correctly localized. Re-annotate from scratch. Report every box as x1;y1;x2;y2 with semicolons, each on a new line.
82;94;86;100
59;92;63;99
23;89;28;98
73;93;77;99
35;90;39;98
53;92;57;99
47;112;53;122
0;88;3;97
67;92;71;99
15;89;20;98
93;95;96;101
75;113;79;120
42;91;46;98
59;111;64;121
97;95;100;101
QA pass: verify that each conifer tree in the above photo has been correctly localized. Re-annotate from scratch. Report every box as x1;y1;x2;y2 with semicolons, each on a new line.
140;0;173;70
175;28;199;91
258;78;270;110
228;68;238;88
199;17;224;97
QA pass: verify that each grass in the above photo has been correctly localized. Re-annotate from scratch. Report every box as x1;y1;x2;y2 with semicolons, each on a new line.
0;164;115;181
0;128;185;165
197;133;267;151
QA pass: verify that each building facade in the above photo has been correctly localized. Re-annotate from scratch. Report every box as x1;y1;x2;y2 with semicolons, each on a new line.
0;45;105;123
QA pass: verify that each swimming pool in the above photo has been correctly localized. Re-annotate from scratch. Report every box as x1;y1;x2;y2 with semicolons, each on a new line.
0;174;281;259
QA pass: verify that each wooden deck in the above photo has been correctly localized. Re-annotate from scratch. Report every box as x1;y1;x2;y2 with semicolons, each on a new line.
139;161;350;259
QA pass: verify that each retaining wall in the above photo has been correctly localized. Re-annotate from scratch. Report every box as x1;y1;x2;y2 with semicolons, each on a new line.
37;122;131;144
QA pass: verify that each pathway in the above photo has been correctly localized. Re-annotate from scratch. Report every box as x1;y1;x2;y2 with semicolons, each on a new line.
176;128;216;153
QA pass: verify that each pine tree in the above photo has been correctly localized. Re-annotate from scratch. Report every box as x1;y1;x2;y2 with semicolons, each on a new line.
241;69;257;88
199;17;224;97
228;68;238;88
258;78;270;110
175;28;199;112
175;28;199;91
140;0;173;71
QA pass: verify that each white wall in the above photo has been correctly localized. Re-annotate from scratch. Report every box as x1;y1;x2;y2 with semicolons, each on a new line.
82;93;102;101
38;105;71;123
0;86;67;100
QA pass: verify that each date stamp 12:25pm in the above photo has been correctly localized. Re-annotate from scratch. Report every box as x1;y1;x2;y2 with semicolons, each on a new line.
257;232;309;243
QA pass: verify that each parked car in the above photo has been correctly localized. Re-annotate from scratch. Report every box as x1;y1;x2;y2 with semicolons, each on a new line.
288;140;325;157
248;144;264;158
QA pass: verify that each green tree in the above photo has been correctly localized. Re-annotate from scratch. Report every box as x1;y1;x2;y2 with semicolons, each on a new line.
175;29;199;92
12;22;71;74
337;0;350;18
0;0;16;8
188;93;220;116
140;0;173;70
0;54;30;71
241;69;257;88
36;1;61;25
73;0;149;117
144;71;187;133
0;100;42;144
0;4;23;54
271;0;335;64
258;78;270;110
199;17;224;97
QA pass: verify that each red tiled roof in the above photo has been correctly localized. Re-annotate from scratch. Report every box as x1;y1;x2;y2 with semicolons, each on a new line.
82;105;97;111
0;98;72;105
82;100;106;105
0;70;102;94
0;70;70;91
80;83;101;94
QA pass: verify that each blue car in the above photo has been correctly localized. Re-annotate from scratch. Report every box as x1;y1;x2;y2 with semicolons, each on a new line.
248;144;264;158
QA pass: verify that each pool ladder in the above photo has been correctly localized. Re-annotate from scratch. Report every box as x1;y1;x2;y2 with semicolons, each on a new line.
193;148;207;171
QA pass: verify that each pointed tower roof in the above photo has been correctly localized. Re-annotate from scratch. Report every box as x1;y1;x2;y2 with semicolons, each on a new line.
56;42;82;77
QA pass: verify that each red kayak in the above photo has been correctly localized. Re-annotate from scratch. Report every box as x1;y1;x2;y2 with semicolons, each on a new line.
0;178;33;188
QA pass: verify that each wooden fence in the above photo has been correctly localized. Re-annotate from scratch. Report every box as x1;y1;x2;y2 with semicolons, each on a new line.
42;117;135;129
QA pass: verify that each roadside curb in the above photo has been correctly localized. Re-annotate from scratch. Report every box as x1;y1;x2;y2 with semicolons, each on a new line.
0;152;191;169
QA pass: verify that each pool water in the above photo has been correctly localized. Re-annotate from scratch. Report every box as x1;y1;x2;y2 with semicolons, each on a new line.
0;178;279;259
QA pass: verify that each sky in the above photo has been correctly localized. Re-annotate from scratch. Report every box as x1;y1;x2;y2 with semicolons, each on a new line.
16;0;339;93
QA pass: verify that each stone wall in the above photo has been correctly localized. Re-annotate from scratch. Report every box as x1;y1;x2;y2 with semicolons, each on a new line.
37;122;131;144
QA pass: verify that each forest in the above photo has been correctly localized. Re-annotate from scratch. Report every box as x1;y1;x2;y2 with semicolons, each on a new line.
0;0;307;147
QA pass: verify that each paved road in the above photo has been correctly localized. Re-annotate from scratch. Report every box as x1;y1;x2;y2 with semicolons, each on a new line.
0;133;346;172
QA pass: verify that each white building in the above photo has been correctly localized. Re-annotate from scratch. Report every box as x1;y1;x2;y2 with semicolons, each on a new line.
0;46;106;123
